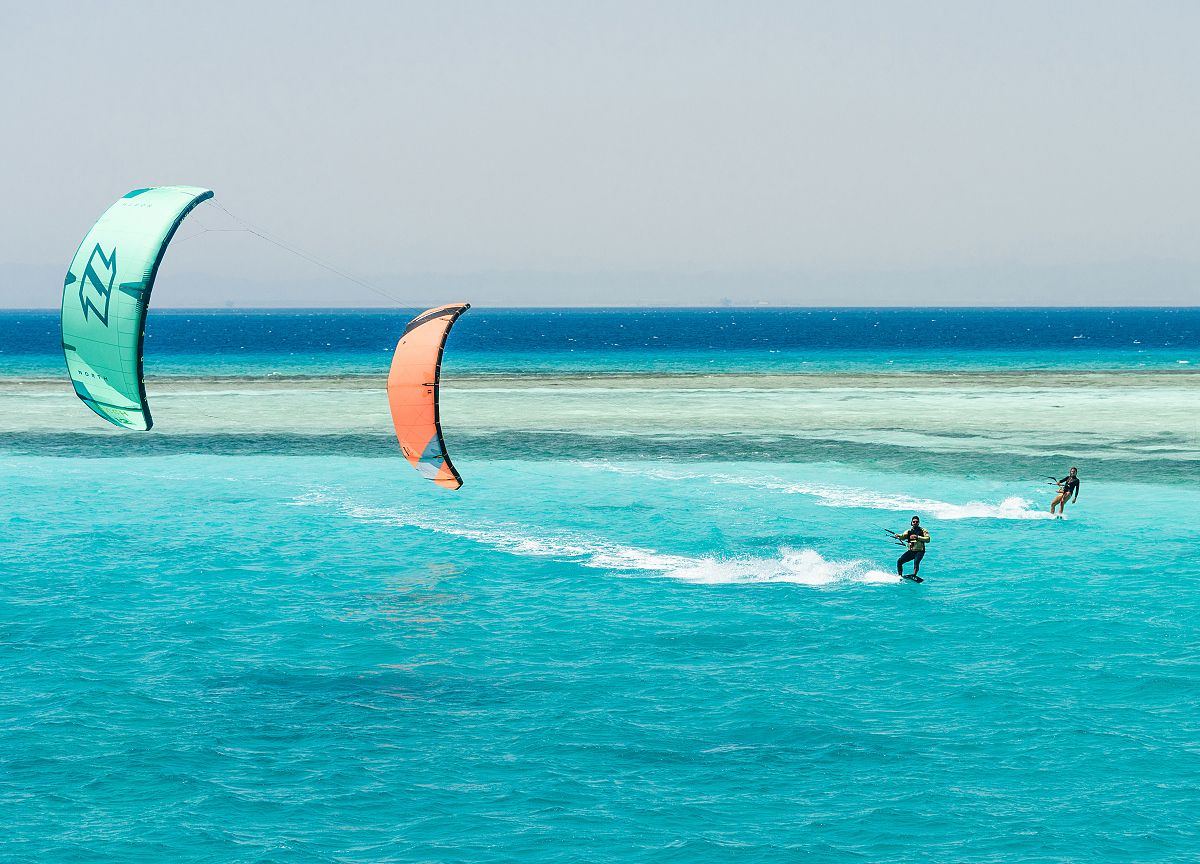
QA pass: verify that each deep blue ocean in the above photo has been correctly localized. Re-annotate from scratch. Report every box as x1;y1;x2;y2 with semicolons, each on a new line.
2;308;1198;862
4;307;1199;376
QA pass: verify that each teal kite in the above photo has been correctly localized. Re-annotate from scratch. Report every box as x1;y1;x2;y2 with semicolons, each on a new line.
61;186;213;430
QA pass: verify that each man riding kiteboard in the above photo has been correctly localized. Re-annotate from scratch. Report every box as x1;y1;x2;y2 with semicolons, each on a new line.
890;516;930;581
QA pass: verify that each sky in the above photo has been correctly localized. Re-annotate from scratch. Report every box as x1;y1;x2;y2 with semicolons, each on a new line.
2;1;1198;307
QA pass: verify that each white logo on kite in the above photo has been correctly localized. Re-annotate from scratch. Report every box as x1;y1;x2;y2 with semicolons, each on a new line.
80;243;117;326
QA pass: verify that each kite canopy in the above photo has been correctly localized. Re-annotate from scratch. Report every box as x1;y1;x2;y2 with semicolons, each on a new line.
61;185;213;430
387;303;470;489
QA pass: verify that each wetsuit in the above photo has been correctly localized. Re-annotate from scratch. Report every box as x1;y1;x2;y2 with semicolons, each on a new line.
896;527;930;575
1058;475;1080;500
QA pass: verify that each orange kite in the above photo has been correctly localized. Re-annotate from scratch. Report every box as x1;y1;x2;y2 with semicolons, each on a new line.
386;303;470;489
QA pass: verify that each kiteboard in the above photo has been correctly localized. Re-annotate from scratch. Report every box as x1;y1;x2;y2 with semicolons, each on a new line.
901;573;924;584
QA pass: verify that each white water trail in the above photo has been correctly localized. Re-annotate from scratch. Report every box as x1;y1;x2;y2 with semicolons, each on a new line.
292;489;900;587
577;462;1053;520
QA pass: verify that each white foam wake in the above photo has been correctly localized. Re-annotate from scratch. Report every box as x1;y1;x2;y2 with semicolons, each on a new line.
577;462;1053;520
292;490;899;587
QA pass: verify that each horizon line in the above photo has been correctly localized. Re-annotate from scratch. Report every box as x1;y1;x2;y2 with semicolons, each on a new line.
4;304;1200;313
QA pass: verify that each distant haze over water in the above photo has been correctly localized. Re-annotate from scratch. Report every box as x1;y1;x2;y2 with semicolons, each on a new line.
4;3;1200;306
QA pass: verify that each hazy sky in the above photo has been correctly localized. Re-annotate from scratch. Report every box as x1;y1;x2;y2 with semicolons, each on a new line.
3;1;1198;307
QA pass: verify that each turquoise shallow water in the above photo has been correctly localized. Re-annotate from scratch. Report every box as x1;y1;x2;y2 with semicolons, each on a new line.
2;310;1199;861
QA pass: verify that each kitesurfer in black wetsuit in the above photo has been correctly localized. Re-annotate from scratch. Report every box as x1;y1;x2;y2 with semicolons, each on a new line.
893;516;930;578
1050;467;1080;516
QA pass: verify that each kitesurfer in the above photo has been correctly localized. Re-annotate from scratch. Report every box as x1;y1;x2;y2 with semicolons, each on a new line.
1050;467;1080;517
893;516;930;578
